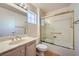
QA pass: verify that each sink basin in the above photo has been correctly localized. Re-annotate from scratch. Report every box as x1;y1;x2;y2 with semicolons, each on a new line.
9;40;26;45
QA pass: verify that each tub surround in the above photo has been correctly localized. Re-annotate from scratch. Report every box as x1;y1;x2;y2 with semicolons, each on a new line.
0;36;38;56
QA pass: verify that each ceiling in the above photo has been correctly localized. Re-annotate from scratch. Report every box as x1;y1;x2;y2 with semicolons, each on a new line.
33;3;70;13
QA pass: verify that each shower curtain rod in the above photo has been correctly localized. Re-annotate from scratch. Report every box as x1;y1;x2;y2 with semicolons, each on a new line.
41;10;74;19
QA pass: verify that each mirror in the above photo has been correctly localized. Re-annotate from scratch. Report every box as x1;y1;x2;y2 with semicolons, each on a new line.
0;5;27;37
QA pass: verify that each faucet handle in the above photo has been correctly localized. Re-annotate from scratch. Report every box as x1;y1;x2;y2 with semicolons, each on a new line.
16;36;22;40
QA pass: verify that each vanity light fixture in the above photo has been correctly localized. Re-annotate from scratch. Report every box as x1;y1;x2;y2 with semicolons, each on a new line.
15;3;28;10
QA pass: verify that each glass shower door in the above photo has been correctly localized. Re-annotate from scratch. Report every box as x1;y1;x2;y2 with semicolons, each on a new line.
41;12;74;49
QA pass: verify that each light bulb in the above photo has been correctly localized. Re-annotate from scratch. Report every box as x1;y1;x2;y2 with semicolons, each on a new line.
23;4;27;9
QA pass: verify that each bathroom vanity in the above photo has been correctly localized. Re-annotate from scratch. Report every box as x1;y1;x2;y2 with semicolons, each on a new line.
0;3;39;56
0;37;37;56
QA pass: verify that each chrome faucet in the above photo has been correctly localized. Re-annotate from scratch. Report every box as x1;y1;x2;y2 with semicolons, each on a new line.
11;32;22;41
11;37;15;41
11;32;15;41
11;36;22;41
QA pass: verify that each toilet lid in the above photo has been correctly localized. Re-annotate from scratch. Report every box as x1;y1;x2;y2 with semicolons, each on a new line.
36;44;47;49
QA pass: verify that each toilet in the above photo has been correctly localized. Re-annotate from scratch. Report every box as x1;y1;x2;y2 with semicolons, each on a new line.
36;44;48;56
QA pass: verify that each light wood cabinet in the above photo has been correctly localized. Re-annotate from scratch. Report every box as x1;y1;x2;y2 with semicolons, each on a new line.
26;40;36;56
1;45;25;56
0;40;36;56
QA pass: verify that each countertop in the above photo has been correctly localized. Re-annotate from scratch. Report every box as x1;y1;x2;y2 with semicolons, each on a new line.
0;36;38;54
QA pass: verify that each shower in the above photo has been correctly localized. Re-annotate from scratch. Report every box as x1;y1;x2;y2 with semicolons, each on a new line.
40;11;74;49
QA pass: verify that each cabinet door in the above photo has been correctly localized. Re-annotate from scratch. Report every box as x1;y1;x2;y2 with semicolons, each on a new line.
2;45;25;56
26;41;36;56
15;45;25;56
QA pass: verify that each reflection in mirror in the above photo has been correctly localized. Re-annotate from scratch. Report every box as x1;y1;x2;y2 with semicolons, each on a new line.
0;5;27;37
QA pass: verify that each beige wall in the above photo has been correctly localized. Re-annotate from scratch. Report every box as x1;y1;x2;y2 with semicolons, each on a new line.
26;23;38;37
27;4;37;13
73;4;79;55
26;4;40;44
40;9;46;17
45;6;73;17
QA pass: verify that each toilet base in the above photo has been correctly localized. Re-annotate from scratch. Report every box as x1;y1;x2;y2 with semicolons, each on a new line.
39;51;44;56
36;50;45;56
